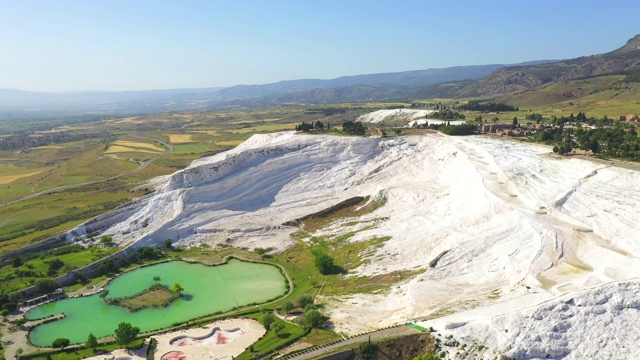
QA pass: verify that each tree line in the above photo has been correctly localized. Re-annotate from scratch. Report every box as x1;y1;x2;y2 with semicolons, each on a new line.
458;101;518;112
294;121;326;132
429;109;466;120
528;113;640;160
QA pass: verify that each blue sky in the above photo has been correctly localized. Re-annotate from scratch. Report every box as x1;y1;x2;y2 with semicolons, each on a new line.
1;0;639;92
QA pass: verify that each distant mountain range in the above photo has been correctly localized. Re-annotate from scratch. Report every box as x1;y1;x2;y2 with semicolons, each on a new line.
0;61;552;118
215;63;553;100
2;34;640;118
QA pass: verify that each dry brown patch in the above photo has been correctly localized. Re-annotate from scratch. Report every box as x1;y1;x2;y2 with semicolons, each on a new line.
168;134;194;143
216;140;244;147
193;130;219;136
114;140;164;151
31;145;64;149
106;146;162;154
0;171;43;185
114;286;177;311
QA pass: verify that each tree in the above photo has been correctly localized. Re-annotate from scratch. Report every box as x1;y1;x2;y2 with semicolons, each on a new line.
100;235;114;247
48;258;65;275
314;252;334;275
303;308;323;328
271;322;285;337
153;276;161;285
342;121;366;135
115;322;140;346
12;257;22;268
297;295;314;309
360;341;375;360
164;239;173;249
590;139;600;154
261;312;275;329
52;338;70;349
99;289;109;299
172;283;184;295
137;246;161;260
281;301;294;313
414;354;441;360
35;279;58;294
86;332;98;349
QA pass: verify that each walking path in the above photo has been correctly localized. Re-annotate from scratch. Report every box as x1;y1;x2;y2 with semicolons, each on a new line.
282;325;420;360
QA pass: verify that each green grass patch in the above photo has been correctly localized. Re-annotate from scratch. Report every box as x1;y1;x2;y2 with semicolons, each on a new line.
0;245;117;294
299;328;342;346
172;143;212;155
232;123;296;134
19;339;144;360
408;323;429;332
0;190;134;254
234;313;306;360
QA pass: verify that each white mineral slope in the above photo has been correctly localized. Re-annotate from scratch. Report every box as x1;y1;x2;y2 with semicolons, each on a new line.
76;132;393;251
316;135;640;346
64;131;640;358
357;109;434;124
421;280;640;359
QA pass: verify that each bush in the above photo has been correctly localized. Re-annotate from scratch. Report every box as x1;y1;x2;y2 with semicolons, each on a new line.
51;338;70;349
35;279;58;294
360;341;375;360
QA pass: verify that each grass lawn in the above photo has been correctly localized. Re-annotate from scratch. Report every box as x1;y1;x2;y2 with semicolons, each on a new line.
20;339;144;360
235;313;306;360
172;143;212;154
0;245;117;294
232;123;296;134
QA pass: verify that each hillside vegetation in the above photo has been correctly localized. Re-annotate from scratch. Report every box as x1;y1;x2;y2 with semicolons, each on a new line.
414;34;640;110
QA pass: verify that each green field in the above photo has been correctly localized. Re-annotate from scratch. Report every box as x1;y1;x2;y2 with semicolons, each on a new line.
0;245;116;293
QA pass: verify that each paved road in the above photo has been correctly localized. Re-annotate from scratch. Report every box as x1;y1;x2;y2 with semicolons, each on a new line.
284;325;421;360
0;136;174;208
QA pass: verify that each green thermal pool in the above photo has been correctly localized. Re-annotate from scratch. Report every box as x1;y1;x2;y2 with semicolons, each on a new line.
26;259;287;346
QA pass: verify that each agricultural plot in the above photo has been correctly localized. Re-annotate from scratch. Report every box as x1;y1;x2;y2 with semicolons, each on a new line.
232;123;296;133
167;134;194;143
0;168;45;185
106;140;165;153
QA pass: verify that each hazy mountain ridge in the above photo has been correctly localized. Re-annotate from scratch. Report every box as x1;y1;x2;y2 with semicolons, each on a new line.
217;61;555;102
415;34;640;99
0;61;554;117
